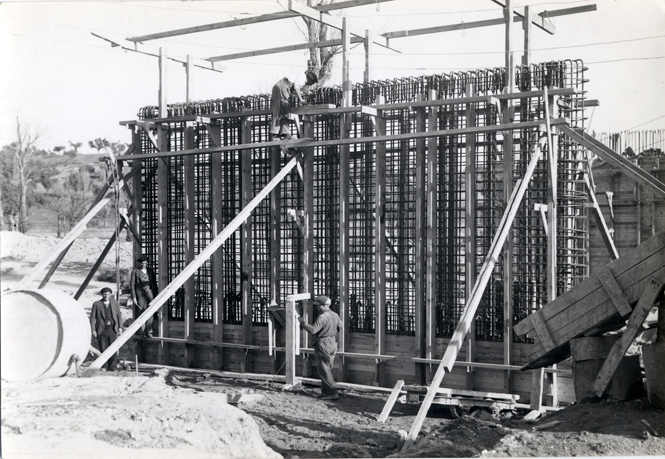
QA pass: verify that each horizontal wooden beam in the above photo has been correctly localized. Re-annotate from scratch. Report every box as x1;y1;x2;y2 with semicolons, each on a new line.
288;0;390;49
127;0;395;43
539;4;597;19
119;88;576;128
207;37;350;62
411;358;571;375
119;118;566;161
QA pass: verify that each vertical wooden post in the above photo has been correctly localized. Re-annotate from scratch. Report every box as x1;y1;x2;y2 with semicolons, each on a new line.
425;89;439;383
415;95;427;385
156;48;169;364
364;29;372;84
504;1;514;93
156;139;169;363
339;113;351;381
342;18;351;108
522;6;532;66
131;126;143;264
185;55;192;104
545;87;559;407
269;145;282;374
502;46;515;394
184;122;196;367
131;125;144;361
373;96;387;386
465;83;477;390
210;122;225;370
340;20;351;379
240;116;253;373
302;116;315;378
285;296;298;386
159;47;167;118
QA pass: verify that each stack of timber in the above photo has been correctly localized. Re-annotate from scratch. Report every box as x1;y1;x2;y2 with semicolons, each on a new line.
514;231;665;369
402;385;519;417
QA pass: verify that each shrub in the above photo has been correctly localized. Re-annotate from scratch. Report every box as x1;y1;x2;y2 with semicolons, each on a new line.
96;267;130;289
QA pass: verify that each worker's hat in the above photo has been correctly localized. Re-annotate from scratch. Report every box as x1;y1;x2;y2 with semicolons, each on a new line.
305;70;318;84
101;287;113;294
313;295;331;306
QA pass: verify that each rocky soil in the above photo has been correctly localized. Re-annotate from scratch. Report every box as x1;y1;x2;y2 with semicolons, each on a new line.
2;232;665;459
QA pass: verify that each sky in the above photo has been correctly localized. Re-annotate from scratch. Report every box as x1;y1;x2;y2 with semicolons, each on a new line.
0;0;664;154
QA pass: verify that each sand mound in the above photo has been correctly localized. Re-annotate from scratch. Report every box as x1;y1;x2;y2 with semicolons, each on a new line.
1;373;283;459
0;231;132;267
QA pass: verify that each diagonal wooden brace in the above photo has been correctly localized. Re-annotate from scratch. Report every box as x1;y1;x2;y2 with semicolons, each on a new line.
592;276;665;398
81;153;301;377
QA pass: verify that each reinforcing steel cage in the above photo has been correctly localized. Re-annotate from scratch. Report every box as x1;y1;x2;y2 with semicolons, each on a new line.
134;60;588;345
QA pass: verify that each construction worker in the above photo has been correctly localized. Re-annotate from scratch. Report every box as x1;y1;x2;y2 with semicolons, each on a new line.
270;70;318;141
298;295;341;400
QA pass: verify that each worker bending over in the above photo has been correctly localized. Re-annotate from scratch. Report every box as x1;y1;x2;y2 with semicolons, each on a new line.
270;70;318;140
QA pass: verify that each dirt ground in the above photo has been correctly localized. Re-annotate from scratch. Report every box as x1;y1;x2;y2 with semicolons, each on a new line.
2;231;665;459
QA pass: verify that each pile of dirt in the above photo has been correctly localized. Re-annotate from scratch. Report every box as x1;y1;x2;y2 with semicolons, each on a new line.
1;370;281;459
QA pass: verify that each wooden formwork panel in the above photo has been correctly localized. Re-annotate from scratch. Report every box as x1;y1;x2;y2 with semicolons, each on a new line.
139;321;576;404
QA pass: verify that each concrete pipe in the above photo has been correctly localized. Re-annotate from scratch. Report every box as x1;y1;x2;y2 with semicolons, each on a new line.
1;289;91;382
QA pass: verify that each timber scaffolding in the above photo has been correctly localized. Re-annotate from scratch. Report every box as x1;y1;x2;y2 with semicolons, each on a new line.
115;60;589;406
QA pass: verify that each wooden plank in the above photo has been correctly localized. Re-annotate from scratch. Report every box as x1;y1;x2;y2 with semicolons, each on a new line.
402;385;519;401
241;117;253;373
339;110;351;381
522;5;532;65
377;380;405;423
73;219;126;300
184;123;197;367
530;310;557;352
211;122;224;370
598;268;632;316
401;135;545;453
15;192;114;290
414;96;427;384
374;96;387;383
269;144;282;372
127;0;394;42
156;121;169;364
465;83;477;390
425;89;439;382
592;277;664;397
81;154;302;376
530;367;545;410
502;86;515;395
561;127;665;199
302;117;315;378
120;118;570;161
586;177;620;261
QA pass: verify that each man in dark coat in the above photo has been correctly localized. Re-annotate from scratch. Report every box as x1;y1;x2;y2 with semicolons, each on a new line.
90;287;123;371
130;256;158;338
298;295;342;400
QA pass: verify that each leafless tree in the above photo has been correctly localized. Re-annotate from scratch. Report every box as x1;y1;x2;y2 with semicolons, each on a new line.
298;0;341;87
12;116;41;233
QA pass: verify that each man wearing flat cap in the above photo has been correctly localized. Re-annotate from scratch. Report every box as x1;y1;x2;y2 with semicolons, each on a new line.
298;295;342;400
90;287;123;371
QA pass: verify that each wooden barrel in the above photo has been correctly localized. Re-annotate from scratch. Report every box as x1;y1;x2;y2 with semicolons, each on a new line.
1;289;91;382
